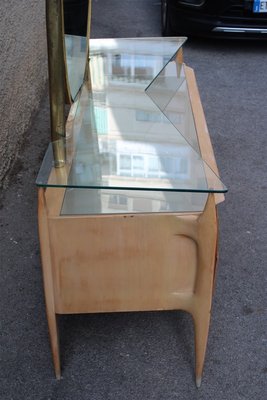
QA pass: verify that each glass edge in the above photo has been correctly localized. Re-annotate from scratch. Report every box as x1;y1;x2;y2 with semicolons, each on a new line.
145;38;186;92
35;181;228;193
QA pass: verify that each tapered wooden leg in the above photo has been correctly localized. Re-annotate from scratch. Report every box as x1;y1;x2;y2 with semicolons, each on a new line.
38;188;61;379
46;312;61;379
193;194;218;388
192;309;211;388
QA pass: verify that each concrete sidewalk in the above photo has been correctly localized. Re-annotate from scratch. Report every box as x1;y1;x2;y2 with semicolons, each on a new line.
0;0;47;186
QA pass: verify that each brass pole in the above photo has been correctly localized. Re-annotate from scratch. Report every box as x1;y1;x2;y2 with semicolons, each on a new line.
46;0;66;167
83;0;92;87
87;0;92;40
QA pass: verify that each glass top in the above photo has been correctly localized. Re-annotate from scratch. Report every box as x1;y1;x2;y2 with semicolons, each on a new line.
36;37;227;194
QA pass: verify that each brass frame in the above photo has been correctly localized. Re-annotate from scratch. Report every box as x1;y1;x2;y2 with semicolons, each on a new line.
45;0;92;166
46;0;66;166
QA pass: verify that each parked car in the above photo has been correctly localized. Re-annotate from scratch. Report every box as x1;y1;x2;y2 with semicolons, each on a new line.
64;0;88;36
161;0;267;38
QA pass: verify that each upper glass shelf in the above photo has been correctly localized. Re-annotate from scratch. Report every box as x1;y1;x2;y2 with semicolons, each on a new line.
36;37;227;194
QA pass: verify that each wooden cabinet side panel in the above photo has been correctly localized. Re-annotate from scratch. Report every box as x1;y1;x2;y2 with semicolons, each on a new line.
48;214;198;314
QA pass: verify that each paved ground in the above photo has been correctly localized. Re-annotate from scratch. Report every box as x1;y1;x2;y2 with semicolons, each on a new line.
0;1;266;399
0;0;46;184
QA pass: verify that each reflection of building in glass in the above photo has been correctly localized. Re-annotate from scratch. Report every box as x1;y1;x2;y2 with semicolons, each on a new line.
62;39;207;215
99;139;190;181
61;188;207;215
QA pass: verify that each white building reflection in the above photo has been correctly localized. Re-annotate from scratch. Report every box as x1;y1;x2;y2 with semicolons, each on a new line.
62;38;208;215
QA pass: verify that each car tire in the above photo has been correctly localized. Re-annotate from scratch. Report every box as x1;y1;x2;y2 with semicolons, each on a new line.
161;0;173;36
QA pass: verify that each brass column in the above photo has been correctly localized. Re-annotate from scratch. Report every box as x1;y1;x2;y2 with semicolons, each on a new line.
46;0;66;167
83;0;92;87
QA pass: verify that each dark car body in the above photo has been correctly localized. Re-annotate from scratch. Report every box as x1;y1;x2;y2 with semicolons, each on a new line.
63;0;88;36
161;0;267;38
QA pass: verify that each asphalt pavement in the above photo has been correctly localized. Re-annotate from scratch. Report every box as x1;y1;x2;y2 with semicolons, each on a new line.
0;1;266;399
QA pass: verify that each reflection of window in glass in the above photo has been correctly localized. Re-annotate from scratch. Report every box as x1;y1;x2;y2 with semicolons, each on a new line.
109;153;117;175
148;157;159;172
119;154;131;176
94;106;108;134
132;155;145;177
112;54;131;77
133;156;144;170
117;153;189;179
111;54;156;83
114;54;121;67
134;55;153;78
120;155;131;169
160;158;172;175
136;110;165;123
147;156;188;179
177;158;188;174
109;194;128;210
159;157;188;178
147;157;159;177
101;152;117;175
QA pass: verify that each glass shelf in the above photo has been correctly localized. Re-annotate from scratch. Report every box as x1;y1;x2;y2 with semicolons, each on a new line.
37;37;227;199
60;188;208;215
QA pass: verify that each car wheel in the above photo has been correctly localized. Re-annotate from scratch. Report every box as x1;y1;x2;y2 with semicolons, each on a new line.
161;0;172;36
